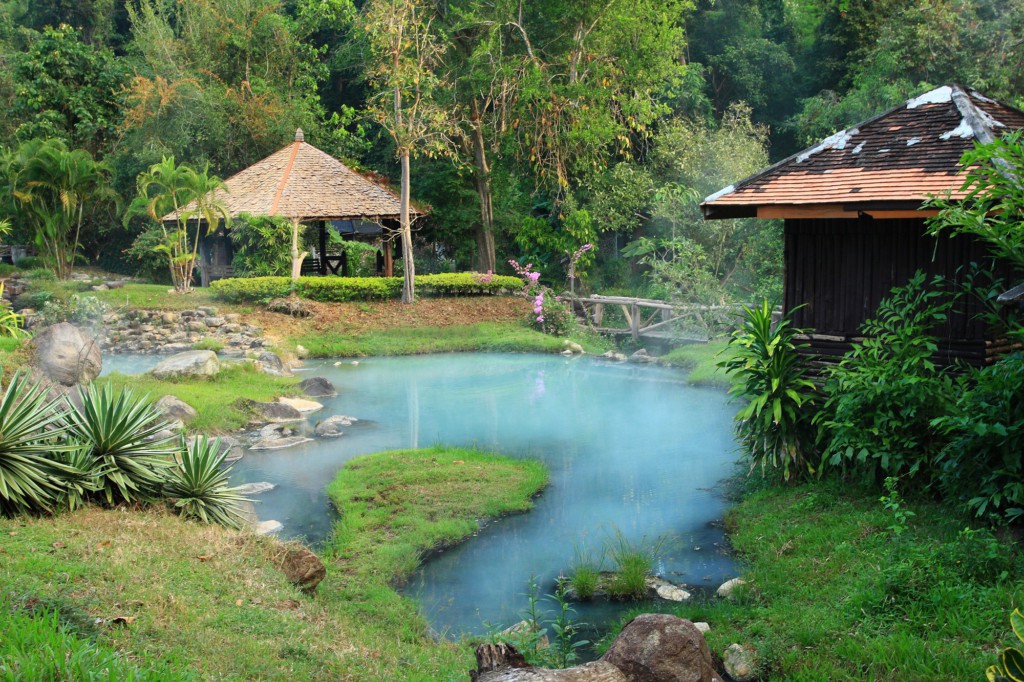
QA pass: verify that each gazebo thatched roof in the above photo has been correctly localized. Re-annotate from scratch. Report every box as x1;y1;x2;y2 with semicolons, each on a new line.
165;129;412;222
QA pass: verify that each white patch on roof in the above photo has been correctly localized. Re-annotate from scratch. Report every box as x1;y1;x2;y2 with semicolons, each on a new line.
941;119;975;140
851;142;865;154
907;85;953;109
970;90;995;103
703;185;735;203
879;149;891;153
906;137;921;146
796;127;860;163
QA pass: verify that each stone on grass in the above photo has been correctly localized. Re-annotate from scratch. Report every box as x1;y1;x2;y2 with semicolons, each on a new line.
693;622;711;634
151;350;219;380
255;520;283;535
601;613;720;682
647;576;692;602
246;400;303;423
716;578;748;600
255;351;290;376
722;643;758;682
267;297;313;318
299;376;337;397
276;544;327;592
278;396;323;413
314;415;357;438
34;323;102;386
154;395;197;423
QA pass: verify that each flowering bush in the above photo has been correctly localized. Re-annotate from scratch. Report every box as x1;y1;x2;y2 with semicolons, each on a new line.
509;260;575;336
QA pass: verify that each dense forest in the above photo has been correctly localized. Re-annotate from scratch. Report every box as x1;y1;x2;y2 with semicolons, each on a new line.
0;0;1022;302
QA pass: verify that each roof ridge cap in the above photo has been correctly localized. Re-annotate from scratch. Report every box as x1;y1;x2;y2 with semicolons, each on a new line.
950;84;998;145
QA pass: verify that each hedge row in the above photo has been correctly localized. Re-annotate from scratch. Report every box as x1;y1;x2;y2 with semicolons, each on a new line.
209;273;523;304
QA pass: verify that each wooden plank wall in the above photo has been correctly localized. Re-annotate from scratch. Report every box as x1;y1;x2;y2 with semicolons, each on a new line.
784;217;1019;366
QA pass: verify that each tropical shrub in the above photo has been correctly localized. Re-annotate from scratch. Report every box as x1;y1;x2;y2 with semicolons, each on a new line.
14;256;43;270
163;436;249;529
0;372;71;515
37;294;109;327
229;214;302;277
719;300;819;481
0;283;29;339
338;240;382;277
934;352;1024;523
818;272;955;483
508;260;576;336
65;383;174;505
987;609;1024;682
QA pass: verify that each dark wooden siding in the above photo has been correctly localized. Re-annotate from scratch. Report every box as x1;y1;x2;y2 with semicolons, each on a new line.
784;217;1018;366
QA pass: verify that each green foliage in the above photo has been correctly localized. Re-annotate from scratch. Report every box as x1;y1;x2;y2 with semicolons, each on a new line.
36;294;108;328
66;383;174;506
0;372;72;515
987;609;1024;682
0;283;28;339
933;353;1024;523
14;257;43;271
819;272;955;482
508;577;589;669
229;215;302;277
0;602;195;682
604;531;663;600
879;476;916;538
719;300;819;481
210;273;521;303
568;546;602;600
163;436;248;529
191;338;224;352
927;131;1024;271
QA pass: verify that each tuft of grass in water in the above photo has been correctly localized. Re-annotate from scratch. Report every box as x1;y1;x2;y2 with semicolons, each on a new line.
0;447;546;680
604;531;663;600
293;321;601;358
96;362;298;433
661;479;1024;680
568;545;603;600
660;339;733;387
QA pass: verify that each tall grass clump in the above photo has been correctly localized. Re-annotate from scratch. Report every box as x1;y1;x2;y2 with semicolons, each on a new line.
605;531;663;599
568;545;602;600
719;300;818;481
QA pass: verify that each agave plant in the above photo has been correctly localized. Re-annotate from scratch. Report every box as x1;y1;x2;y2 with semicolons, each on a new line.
50;445;102;512
0;372;71;515
163;436;249;529
988;608;1024;682
65;383;175;506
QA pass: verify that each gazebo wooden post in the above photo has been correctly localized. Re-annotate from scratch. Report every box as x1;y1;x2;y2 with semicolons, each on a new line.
381;218;399;277
318;220;327;276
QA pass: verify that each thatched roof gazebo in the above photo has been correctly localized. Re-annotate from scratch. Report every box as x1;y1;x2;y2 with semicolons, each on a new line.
167;129;417;285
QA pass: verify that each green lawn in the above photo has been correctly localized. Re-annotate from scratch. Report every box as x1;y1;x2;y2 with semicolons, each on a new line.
0;447;548;681
660;339;733;387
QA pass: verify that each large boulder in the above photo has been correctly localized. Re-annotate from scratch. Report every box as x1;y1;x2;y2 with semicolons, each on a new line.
254;351;290;377
34;323;102;386
600;614;721;682
154;395;197;423
245;400;303;423
299;376;337;398
151;350;220;380
276;544;327;592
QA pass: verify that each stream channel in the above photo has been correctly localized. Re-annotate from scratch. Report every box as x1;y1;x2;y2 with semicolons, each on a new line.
104;352;739;642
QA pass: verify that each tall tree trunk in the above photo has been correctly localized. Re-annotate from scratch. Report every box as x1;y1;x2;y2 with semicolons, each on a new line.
290;218;306;280
470;99;496;273
400;150;415;304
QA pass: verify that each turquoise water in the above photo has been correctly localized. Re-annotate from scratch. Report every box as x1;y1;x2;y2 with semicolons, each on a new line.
103;352;739;639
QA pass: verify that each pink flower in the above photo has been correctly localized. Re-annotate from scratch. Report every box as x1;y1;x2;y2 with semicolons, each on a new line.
528;271;541;283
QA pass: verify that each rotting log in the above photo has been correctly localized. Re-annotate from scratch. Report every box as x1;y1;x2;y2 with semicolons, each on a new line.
470;644;627;682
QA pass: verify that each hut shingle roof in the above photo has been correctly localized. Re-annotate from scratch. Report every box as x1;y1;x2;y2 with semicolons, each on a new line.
165;130;410;222
702;85;1024;219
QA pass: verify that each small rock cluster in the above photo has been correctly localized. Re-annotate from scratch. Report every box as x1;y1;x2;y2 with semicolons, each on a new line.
101;307;267;355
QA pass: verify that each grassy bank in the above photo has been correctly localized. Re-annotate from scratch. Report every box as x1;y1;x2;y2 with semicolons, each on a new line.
0;447;547;681
291;321;608;358
665;480;1023;680
97;362;299;432
660;339;732;387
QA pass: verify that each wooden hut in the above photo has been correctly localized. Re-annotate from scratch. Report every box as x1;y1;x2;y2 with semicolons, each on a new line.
701;84;1024;367
167;129;416;286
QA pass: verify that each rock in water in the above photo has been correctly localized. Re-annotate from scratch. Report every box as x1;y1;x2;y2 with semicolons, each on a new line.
722;643;758;682
255;520;283;535
154;395;198;423
314;415;357;438
34;323;102;386
245;400;303;423
151;350;220;380
601;613;721;682
299;376;337;397
277;544;327;592
278;396;323;413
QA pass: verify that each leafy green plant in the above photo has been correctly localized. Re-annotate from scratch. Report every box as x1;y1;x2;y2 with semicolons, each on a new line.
50;445;101;512
163;436;249;529
933;352;1024;522
0;372;72;515
0;283;28;339
546;583;589;668
879;476;915;538
819;271;955;482
719;299;818;481
987;609;1024;682
229;214;303;277
37;294;109;327
66;384;174;506
14;257;43;270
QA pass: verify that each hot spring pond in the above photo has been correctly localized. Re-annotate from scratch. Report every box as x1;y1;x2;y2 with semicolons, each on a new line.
104;352;739;639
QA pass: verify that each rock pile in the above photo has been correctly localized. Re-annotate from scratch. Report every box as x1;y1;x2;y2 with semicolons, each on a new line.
102;307;267;355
